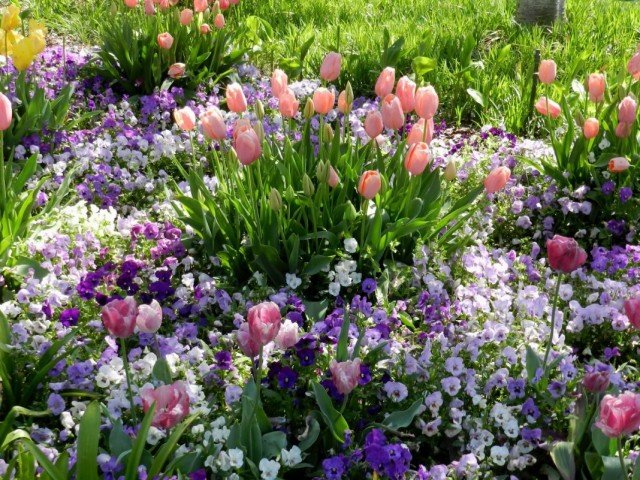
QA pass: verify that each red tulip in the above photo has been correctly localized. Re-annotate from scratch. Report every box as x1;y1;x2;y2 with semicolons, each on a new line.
395;76;416;113
364;110;383;139
608;157;630;173
271;68;288;99
535;97;561;118
587;73;605;102
226;83;247;113
168;63;186;79
538;59;557;84
583;370;610;393
157;32;173;50
278;88;299;118
546;235;587;273
234;128;262;165
407;118;433;145
618;96;637;124
320;52;342;82
200;108;227;140
582;118;599;139
312;88;335;115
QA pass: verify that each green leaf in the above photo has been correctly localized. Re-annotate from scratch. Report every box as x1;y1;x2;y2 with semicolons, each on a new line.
525;346;542;382
302;255;332;276
152;358;172;384
125;403;156;480
109;422;132;458
76;401;101;480
298;417;320;451
148;414;200;478
20;439;66;480
311;382;349;443
261;431;287;459
601;456;625;480
591;423;615;457
550;442;575;480
381;399;423;429
412;56;437;77
466;88;485;107
336;310;351;362
302;299;328;323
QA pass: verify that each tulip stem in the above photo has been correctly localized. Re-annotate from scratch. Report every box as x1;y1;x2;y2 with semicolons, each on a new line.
360;198;369;253
120;338;139;425
254;345;264;400
542;273;563;374
617;437;626;475
340;393;349;414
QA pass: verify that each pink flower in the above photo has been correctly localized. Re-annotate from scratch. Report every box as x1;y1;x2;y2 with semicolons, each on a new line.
624;296;640;329
628;50;640;80
320;52;342;82
124;0;137;8
358;170;382;200
0;93;12;131
618;96;637;124
214;13;225;28
588;73;605;102
375;67;395;98
615;122;632;139
595;392;640;438
608;157;630;173
193;0;207;12
583;370;610;393
247;301;282;346
327;166;340;188
232;118;252;141
173;107;196;131
179;8;193;25
278;88;299;118
226;83;247;113
396;76;416;113
415;86;439;119
237;323;260;357
329;358;361;395
380;94;404;130
407;118;433;145
200;108;227;140
136;299;163;334
535;97;561;118
200;23;211;34
582;117;599;139
168;63;186;79
144;0;155;15
274;319;300;349
483;166;510;194
538;59;557;84
101;297;138;338
364;110;384;139
337;90;349;113
234;128;262;166
141;381;190;429
271;68;288;99
404;142;430;176
312;88;335;115
157;32;174;50
546;235;587;273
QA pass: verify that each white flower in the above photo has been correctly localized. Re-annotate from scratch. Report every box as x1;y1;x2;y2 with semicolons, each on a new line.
280;446;302;467
217;451;231;471
228;448;244;468
328;282;340;296
259;458;280;480
490;445;510;466
60;412;74;430
598;137;610;150
344;238;358;253
146;426;166;446
285;273;302;290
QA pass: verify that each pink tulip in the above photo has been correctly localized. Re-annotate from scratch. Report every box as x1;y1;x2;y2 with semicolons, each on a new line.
101;297;138;338
168;63;186;79
588;73;605;102
396;76;416;113
219;0;229;9
179;8;193;25
582;117;599;139
214;13;225;29
136;299;163;333
583;370;610;393
237;323;260;357
271;68;288;99
615;122;632;139
124;0;137;8
628;50;640;80
278;88;299;118
144;0;155;15
595;392;640;438
624;296;640;329
337;90;349;113
608;157;630;173
358;170;382;199
364;110;384;139
234;128;262;165
194;0;207;12
158;0;170;10
618;96;637;124
534;96;561;119
320;52;342;82
404;142;430;176
173;107;196;131
483;166;510;194
226;83;247;113
157;32;174;50
0;93;12;131
380;94;404;130
247;301;281;346
200;23;211;34
200;108;227;140
274;319;299;349
546;235;587;273
329;358;361;395
232;118;252;141
407;118;434;145
327;166;339;188
415;86;439;119
312;88;335;115
375;67;395;98
141;381;190;429
538;59;557;84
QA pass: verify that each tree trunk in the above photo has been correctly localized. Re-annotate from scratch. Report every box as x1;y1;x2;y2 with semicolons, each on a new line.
516;0;565;25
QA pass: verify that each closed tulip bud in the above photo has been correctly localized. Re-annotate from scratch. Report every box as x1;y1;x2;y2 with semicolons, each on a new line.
271;68;288;99
358;170;382;200
628;50;640;80
404;142;430;176
200;108;227;140
538;59;557;84
323;123;334;142
330;358;361;395
0;93;13;131
200;23;211;34
269;188;283;211
337;90;349;114
316;160;328;182
234;129;262;165
327;165;340;188
304;98;315;119
168;62;186;79
343;201;357;222
484;166;511;194
608;157;630;173
319;52;342;82
302;174;315;197
214;13;225;29
615;122;632;139
136;299;163;333
583;370;611;393
415;86;439;119
174;106;196;131
618;96;637;124
407;118;434;145
194;0;207;12
219;0;229;9
546;235;588;273
253;121;265;143
444;160;457;181
247;301;282;346
396;76;416;113
534;96;561;119
381;94;404;130
312;87;335;115
157;32;174;50
144;0;155;15
124;0;137;8
226;83;247;113
364;110;384;139
345;81;354;106
583;117;599;139
255;99;265;121
211;1;220;14
278;88;299;118
587;73;606;102
375;67;395;98
179;8;193;25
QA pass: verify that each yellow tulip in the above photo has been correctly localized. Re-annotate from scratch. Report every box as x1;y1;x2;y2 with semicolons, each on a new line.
1;4;20;32
28;19;47;35
11;36;35;71
0;29;22;55
26;30;45;55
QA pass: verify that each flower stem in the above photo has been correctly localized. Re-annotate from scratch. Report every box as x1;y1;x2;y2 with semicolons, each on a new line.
120;338;139;425
542;273;563;373
254;344;264;399
617;437;626;476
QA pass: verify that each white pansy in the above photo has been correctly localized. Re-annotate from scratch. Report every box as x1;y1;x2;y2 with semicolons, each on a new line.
259;458;280;480
280;446;302;466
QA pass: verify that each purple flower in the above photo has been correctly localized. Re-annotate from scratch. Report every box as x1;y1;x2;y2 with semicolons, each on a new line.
322;455;346;480
47;393;65;415
620;187;633;203
59;308;80;327
277;366;298;389
362;278;377;295
601;180;615;195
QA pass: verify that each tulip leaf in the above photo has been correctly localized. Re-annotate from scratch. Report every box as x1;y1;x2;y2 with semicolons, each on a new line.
525;345;542;382
381;399;424;429
148;414;200;478
125;403;155;480
152;358;173;384
298;416;321;451
550;441;576;480
412;56;437;77
467;88;485;107
262;431;287;459
601;456;624;480
311;381;349;444
76;401;101;480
